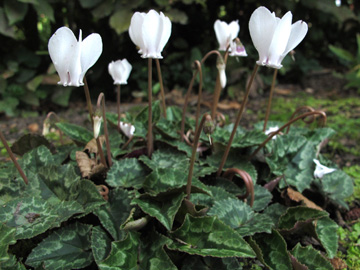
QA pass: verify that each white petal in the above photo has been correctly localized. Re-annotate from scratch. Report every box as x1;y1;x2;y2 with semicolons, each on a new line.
142;10;163;58
249;6;277;64
79;33;103;84
214;20;230;51
313;159;337;179
157;12;172;57
266;11;292;68
67;29;82;86
282;20;308;57
129;12;146;52
228;20;240;40
48;27;78;86
119;121;135;138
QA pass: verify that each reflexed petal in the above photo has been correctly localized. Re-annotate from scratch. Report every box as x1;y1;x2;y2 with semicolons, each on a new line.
129;12;146;53
282;20;308;57
141;10;162;58
313;159;336;179
249;6;277;64
157;12;172;57
214;20;230;51
266;11;292;68
79;33;103;85
48;26;77;86
67;30;82;86
119;122;135;138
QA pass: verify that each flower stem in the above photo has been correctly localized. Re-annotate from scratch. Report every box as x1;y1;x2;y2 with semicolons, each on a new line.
186;113;211;200
263;68;278;132
97;93;112;167
180;61;201;142
155;59;167;118
116;84;121;133
147;58;153;157
83;76;94;127
0;131;28;184
96;137;107;168
216;64;259;176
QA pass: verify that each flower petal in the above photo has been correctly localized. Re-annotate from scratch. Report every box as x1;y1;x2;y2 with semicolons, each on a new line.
142;10;162;58
228;20;240;40
129;12;146;53
214;20;230;51
283;20;308;57
48;27;78;86
249;6;277;64
79;32;103;84
157;12;172;57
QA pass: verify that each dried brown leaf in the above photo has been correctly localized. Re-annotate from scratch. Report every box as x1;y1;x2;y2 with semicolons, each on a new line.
84;135;105;154
75;151;106;178
286;188;323;211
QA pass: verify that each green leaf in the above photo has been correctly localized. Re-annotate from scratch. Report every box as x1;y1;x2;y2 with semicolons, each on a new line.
263;203;288;227
168;214;255;258
0;223;16;265
94;188;133;240
320;169;354;209
134;101;161;138
19;145;57;173
251;184;272;212
0;197;83;240
156;118;179;139
51;87;73;106
207;198;273;237
109;8;133;35
26;222;93;270
278;206;328;231
91;226;112;263
106;158;148;189
143;168;188;195
329;44;354;63
56;122;93;145
182;256;243;270
132;192;186;230
4;0;28;25
139;230;177;270
253;230;292;270
0;167;26;205
0;8;16;39
78;0;102;8
139;148;189;170
98;232;139;270
315;216;338;259
290;243;333;270
33;0;54;21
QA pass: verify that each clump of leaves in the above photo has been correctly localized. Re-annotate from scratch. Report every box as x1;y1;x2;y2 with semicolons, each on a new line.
0;98;354;269
337;223;360;269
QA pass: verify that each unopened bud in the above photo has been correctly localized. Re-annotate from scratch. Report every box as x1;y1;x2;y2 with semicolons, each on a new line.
216;58;226;89
42;120;51;136
93;111;103;139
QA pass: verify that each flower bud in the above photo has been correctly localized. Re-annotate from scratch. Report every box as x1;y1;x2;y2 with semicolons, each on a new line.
217;58;226;89
93;111;103;139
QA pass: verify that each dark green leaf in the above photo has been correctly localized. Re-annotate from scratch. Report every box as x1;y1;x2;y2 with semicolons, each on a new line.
250;185;272;212
56;122;93;145
106;158;148;189
4;0;28;25
132;192;186;230
94;188;133;240
290;243;333;270
168;214;255;258
26;222;93;270
253;230;292;270
140;148;189;170
91;226;112;263
98;232;139;270
0;223;16;265
315;216;338;259
0;197;83;240
263;203;288;227
278;206;328;231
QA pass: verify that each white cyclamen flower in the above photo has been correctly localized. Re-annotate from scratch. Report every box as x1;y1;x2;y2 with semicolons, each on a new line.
108;59;132;85
48;26;103;86
129;10;172;59
313;159;336;179
265;126;279;139
249;6;308;69
229;39;247;57
214;20;240;51
93;115;103;139
119;122;135;138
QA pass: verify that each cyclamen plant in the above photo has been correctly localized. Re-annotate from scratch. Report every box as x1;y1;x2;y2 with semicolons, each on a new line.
0;6;354;270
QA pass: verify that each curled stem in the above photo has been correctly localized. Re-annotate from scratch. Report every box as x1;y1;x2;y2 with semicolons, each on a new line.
250;110;327;159
97;93;112;167
116;84;121;133
83;76;94;127
263;68;278;132
147;58;153;157
217;64;259;176
44;111;64;145
0;131;28;184
155;59;167;118
223;168;254;207
186;113;211;200
286;106;322;133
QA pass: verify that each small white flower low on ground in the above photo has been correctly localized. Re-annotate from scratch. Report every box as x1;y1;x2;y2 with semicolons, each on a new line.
313;159;337;179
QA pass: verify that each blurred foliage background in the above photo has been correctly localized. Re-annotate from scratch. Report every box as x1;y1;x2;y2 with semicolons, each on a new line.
0;0;359;116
